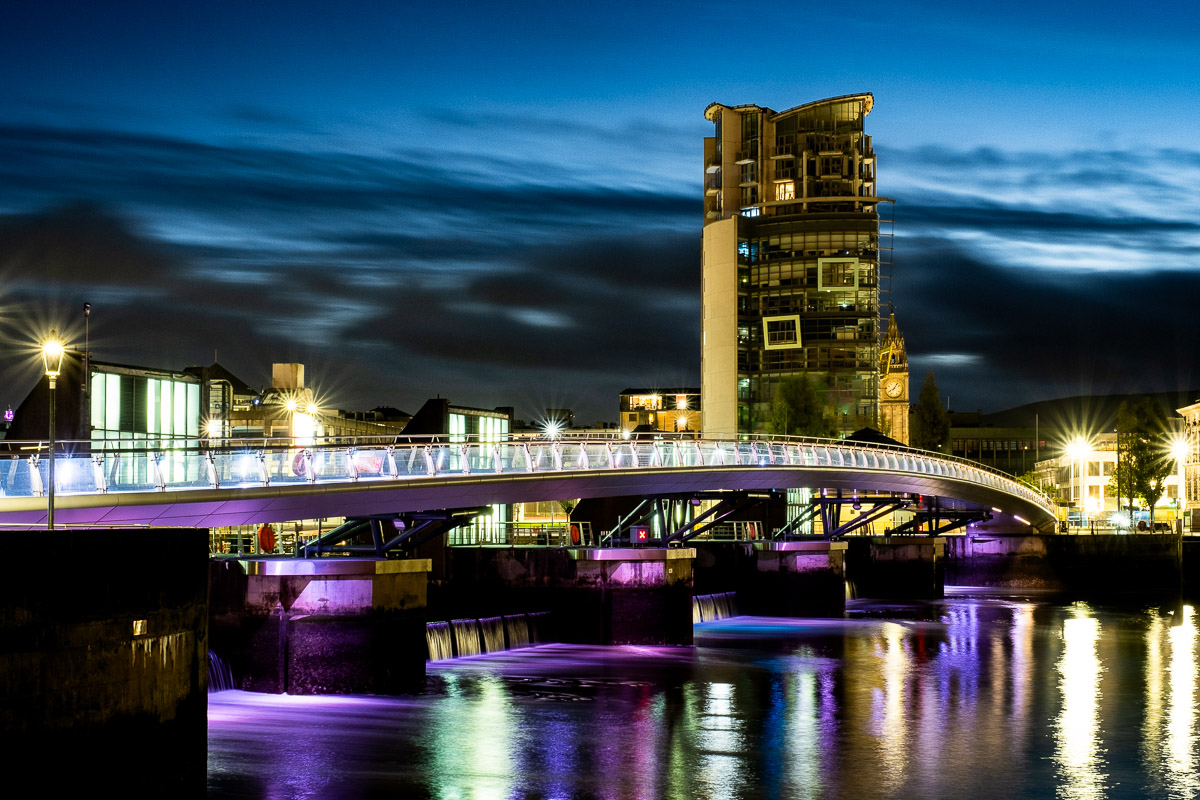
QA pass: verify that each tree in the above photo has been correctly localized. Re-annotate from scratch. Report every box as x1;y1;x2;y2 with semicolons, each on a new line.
1015;470;1053;495
1109;398;1173;526
768;375;838;438
910;371;950;452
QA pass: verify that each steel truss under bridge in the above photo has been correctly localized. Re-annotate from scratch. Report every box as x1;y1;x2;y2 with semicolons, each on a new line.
807;490;992;539
298;508;488;557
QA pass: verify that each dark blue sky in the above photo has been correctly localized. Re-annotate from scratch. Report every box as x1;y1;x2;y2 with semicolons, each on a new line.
2;1;1198;424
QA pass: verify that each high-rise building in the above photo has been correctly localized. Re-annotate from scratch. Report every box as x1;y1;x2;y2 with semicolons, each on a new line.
701;93;892;437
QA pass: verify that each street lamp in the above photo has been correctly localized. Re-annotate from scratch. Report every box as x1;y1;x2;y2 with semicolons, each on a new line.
41;331;65;530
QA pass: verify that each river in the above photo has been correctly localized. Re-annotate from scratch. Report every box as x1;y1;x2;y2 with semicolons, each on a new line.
207;588;1199;799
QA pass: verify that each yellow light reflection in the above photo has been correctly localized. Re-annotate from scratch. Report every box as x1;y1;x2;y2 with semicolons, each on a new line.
876;622;909;792
1054;606;1104;800
695;682;743;797
783;669;825;798
428;674;514;800
1165;605;1198;796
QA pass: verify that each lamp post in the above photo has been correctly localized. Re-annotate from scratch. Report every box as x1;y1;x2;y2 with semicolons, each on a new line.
42;331;65;530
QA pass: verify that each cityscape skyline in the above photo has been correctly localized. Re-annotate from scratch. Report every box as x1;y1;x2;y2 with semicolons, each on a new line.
1;1;1198;424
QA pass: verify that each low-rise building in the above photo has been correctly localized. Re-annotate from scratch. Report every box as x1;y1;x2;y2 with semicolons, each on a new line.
619;388;701;436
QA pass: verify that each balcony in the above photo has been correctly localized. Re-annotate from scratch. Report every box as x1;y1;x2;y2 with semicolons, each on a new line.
735;148;757;165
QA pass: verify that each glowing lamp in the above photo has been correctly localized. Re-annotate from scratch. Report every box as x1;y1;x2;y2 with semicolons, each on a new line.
41;330;66;531
41;332;65;380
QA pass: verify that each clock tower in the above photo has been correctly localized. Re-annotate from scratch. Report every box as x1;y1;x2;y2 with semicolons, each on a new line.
879;313;909;445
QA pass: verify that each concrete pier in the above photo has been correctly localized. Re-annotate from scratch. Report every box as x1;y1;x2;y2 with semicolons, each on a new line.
439;547;696;646
846;536;946;599
693;540;847;617
0;529;209;793
209;557;431;694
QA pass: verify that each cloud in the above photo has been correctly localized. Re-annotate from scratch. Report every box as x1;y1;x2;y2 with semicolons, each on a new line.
2;122;1197;424
896;238;1200;411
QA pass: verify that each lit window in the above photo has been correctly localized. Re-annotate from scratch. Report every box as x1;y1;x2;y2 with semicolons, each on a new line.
776;181;795;201
763;315;802;349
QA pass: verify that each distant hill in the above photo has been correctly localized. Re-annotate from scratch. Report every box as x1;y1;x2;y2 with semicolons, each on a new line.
960;390;1200;431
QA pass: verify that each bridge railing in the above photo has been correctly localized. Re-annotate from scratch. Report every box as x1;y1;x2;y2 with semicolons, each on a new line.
0;433;1053;514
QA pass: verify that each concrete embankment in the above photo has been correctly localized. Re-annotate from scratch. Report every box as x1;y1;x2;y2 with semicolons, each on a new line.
944;532;1182;598
1;529;209;794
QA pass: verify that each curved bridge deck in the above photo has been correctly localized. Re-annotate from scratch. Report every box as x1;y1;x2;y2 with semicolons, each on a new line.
0;435;1056;530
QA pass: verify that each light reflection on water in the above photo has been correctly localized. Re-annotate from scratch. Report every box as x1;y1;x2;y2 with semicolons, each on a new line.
208;597;1200;799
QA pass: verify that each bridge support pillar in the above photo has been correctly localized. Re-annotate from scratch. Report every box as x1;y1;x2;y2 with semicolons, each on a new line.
209;557;431;694
563;548;696;645
748;541;848;616
692;540;847;617
846;537;946;599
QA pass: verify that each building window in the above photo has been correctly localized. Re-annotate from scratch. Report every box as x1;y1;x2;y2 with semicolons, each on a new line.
762;315;802;350
817;258;859;290
776;181;795;201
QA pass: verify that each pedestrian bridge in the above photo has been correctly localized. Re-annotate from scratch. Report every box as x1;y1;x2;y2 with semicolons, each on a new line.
0;434;1056;531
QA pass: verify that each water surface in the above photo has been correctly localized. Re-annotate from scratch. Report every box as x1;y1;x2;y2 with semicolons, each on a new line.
208;590;1199;799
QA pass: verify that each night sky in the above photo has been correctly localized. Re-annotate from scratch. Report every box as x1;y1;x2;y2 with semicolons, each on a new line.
2;1;1198;426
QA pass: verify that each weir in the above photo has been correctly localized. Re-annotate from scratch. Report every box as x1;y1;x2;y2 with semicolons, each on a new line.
425;612;551;660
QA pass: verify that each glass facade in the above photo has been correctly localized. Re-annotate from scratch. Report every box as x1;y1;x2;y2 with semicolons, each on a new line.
703;94;891;436
90;371;201;444
88;369;203;486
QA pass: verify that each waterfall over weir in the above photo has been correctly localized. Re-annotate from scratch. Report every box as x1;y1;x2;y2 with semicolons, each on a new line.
427;612;551;661
693;591;738;624
426;622;454;661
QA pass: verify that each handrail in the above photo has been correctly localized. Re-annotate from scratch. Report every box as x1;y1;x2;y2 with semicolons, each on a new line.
0;434;1056;517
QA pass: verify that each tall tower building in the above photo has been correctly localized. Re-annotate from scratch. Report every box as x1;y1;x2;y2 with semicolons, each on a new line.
879;312;909;445
701;93;892;437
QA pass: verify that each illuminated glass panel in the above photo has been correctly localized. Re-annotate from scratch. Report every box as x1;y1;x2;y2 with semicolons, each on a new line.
147;379;159;435
449;413;466;443
174;382;187;437
775;181;795;201
187;384;200;438
105;374;120;432
91;372;105;431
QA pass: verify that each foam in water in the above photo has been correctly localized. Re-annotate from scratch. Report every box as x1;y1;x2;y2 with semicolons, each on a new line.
426;621;454;661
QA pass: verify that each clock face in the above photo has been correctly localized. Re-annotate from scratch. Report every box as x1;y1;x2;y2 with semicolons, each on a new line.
884;379;903;398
